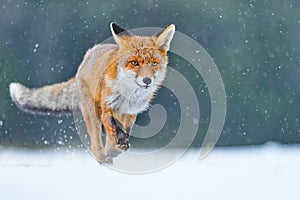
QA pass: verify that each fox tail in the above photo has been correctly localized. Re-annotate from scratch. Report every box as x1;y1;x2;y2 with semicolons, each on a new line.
9;78;79;116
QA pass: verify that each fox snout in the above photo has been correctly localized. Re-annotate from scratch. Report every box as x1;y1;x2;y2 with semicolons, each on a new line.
142;77;152;85
135;76;154;89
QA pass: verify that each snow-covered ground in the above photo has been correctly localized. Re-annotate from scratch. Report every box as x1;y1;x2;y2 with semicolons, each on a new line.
0;144;300;200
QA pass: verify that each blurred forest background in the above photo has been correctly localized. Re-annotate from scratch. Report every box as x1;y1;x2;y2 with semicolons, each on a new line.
0;0;299;148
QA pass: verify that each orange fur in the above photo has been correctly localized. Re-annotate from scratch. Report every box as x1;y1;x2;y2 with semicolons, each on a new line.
9;22;175;164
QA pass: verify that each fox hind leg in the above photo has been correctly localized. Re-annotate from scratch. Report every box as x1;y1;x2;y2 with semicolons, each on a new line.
100;111;120;158
80;99;112;164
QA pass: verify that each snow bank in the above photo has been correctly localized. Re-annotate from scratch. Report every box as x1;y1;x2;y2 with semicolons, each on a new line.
0;144;299;200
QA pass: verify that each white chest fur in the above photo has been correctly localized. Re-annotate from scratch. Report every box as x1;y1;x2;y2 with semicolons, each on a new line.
106;66;159;114
106;89;150;114
106;78;155;115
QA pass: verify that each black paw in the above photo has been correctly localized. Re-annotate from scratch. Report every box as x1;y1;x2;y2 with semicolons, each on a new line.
116;129;130;151
116;141;130;151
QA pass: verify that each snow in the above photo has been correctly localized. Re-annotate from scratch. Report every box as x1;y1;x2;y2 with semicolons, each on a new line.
0;144;300;200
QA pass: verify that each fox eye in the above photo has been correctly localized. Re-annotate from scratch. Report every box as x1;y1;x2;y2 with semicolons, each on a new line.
152;61;158;66
131;60;139;66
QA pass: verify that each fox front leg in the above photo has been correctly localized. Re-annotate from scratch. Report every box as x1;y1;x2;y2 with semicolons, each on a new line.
110;118;128;149
101;111;136;158
112;113;136;152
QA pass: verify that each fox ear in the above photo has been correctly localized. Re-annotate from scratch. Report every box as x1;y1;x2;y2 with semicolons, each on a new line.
155;24;175;51
110;22;131;45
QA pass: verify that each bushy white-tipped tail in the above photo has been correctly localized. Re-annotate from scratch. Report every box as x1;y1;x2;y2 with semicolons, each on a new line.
9;82;25;105
9;79;79;116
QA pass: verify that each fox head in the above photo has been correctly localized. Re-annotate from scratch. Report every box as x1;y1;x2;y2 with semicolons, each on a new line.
110;22;175;92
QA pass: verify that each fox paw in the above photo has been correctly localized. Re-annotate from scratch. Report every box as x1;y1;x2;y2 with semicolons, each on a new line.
116;139;130;151
107;148;122;158
116;129;130;151
99;154;113;165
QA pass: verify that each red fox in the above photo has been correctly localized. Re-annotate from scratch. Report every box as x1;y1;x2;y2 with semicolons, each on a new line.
9;22;175;164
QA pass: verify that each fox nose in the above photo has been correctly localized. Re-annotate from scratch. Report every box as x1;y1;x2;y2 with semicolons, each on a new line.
143;77;152;85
